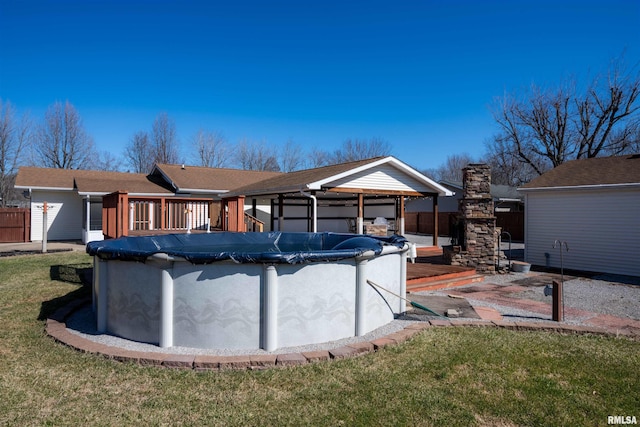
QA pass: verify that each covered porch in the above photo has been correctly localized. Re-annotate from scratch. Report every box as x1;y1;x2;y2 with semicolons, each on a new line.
223;157;453;246
224;191;443;245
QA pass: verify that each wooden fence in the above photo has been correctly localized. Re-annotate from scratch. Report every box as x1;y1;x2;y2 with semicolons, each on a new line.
496;211;525;242
405;212;457;236
405;211;524;242
0;208;31;243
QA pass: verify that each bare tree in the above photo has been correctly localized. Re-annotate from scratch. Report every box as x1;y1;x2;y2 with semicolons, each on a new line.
93;150;123;172
279;139;306;172
575;61;640;158
32;101;95;169
235;139;281;171
151;112;179;164
192;129;229;168
330;138;392;163
420;153;476;183
489;58;640;177
0;99;30;206
438;153;476;182
308;148;332;168
124;131;154;173
483;136;541;186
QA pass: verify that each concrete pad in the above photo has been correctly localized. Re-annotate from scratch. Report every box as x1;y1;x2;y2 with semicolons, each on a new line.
409;294;481;319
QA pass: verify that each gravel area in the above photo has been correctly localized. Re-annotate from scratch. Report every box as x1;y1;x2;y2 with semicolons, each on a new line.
512;275;640;320
415;271;640;325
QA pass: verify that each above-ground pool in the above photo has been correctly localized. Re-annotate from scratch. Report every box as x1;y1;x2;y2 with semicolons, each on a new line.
87;232;409;351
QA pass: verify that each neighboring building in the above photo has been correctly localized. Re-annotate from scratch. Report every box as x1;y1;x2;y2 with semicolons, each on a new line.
406;180;524;213
519;154;640;277
14;156;452;244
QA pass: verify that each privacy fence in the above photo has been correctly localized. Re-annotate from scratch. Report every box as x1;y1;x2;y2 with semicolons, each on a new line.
0;208;31;243
405;211;524;242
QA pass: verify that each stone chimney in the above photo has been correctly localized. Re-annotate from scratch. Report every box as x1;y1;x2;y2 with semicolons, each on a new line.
444;164;498;273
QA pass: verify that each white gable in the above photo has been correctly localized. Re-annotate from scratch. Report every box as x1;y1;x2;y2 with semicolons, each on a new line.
321;163;441;193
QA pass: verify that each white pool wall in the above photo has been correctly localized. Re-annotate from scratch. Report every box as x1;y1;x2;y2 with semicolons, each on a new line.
93;245;407;351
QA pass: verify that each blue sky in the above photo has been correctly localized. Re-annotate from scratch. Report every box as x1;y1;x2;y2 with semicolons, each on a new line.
1;0;639;171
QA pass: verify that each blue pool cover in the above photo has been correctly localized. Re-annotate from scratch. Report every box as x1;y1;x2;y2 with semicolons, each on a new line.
86;232;408;264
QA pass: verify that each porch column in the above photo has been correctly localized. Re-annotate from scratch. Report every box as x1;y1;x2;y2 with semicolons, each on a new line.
278;194;284;231
221;199;228;231
222;196;246;232
399;196;405;235
160;198;166;230
433;194;439;246
85;196;91;239
149;201;154;231
357;193;364;234
235;196;246;232
270;199;275;232
310;191;317;233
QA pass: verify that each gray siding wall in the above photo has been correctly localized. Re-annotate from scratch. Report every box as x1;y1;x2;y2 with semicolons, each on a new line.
524;188;640;277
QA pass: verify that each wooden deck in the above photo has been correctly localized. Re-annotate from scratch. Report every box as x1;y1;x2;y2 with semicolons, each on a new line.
127;228;222;237
406;247;483;292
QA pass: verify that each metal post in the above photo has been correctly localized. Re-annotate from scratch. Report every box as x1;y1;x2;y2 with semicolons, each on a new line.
42;201;48;253
552;240;569;322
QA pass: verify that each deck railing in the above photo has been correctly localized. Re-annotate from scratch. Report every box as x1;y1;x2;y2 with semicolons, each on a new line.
244;212;264;232
128;199;211;232
103;191;221;239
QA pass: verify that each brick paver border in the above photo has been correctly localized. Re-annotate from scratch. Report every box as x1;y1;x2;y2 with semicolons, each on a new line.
46;298;639;371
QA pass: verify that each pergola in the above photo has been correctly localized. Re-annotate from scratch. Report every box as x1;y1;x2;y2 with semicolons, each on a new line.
223;157;452;246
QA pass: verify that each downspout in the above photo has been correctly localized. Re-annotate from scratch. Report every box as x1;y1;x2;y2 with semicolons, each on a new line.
300;190;317;232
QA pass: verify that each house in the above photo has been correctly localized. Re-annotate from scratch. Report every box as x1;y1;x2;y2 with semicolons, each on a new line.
519;154;640;277
14;165;280;243
14;156;452;245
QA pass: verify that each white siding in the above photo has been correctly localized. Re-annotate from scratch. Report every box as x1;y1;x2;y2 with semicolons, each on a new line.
327;164;433;193
525;188;640;277
31;190;83;241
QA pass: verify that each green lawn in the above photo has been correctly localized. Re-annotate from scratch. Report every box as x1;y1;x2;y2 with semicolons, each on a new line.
1;252;638;426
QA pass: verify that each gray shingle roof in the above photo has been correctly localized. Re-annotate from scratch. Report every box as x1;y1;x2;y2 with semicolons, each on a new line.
153;164;283;192
227;157;388;196
15;167;173;194
520;154;640;190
